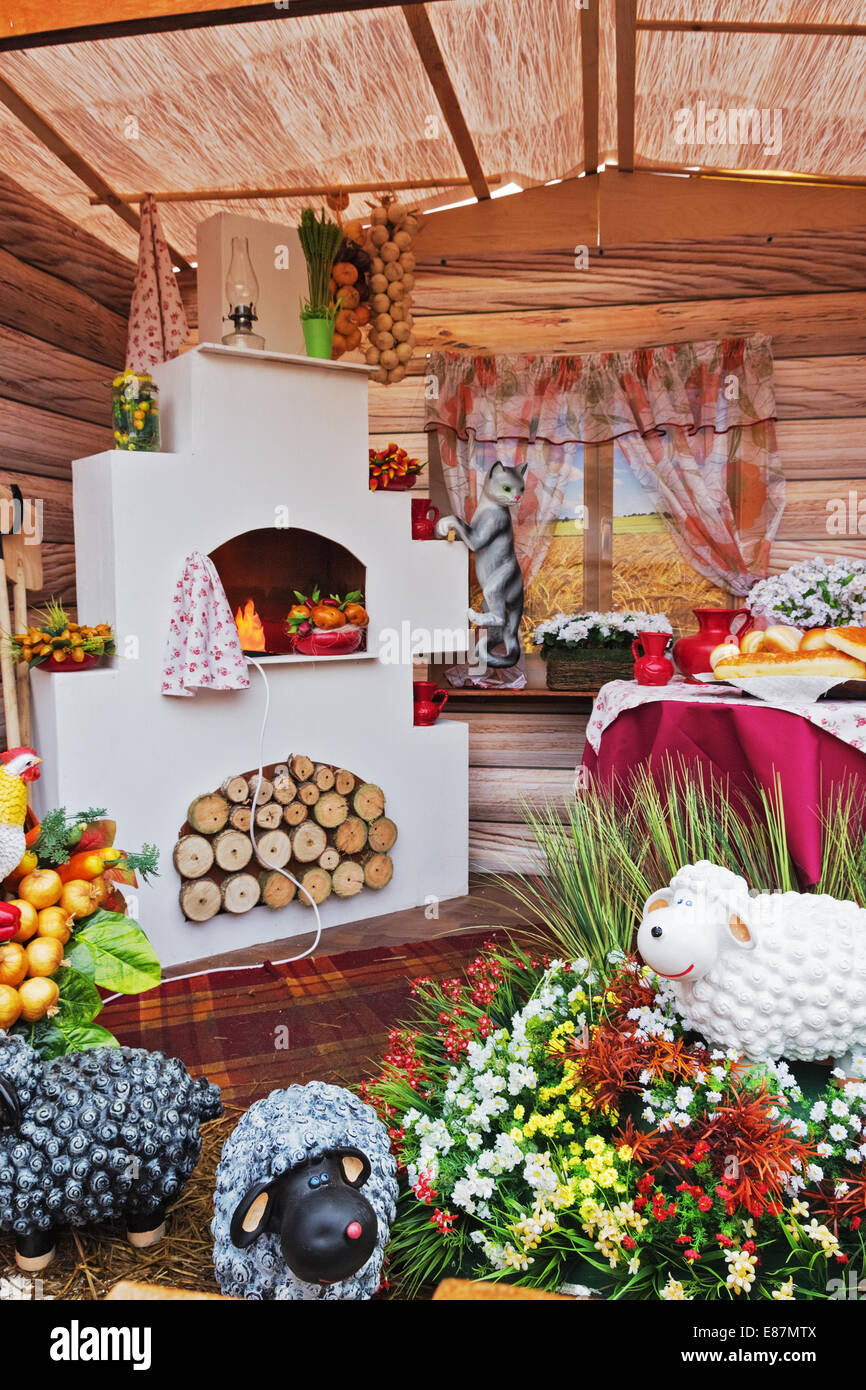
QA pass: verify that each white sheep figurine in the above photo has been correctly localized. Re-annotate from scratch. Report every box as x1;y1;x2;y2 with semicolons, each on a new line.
637;860;866;1074
212;1081;398;1300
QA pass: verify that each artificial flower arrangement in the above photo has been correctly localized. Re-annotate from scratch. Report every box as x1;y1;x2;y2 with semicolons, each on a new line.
369;442;423;491
8;599;115;670
533;611;672;690
0;806;160;1056
746;557;866;629
534;609;672;655
362;945;866;1300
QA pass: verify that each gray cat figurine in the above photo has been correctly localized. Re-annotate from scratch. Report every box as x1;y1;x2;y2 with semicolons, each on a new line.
436;460;526;668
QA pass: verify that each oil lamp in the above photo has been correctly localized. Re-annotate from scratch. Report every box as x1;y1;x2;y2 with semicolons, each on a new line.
222;236;265;350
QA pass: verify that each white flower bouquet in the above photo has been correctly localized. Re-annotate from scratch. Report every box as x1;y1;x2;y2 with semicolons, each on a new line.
533;611;671;690
745;558;866;629
534;610;672;654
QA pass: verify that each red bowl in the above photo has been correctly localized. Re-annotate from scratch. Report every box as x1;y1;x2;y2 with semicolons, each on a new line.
292;626;364;657
38;654;103;673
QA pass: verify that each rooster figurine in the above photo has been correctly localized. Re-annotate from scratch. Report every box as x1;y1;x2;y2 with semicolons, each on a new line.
0;747;41;942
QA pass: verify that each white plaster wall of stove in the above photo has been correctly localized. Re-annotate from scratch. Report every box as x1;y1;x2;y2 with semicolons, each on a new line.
31;346;470;970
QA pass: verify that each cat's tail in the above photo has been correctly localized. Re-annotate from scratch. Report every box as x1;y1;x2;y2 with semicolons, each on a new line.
485;641;522;669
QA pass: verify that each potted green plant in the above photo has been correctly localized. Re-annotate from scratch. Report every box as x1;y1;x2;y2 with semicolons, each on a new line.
298;207;345;359
533;609;671;690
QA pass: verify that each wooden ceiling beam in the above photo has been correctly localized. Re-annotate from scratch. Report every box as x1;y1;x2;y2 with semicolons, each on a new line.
402;4;491;202
0;72;190;269
0;0;442;52
636;19;866;38
615;0;637;173
580;0;600;176
90;174;502;208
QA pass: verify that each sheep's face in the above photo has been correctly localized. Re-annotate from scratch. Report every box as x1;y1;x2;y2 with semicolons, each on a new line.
637;887;755;981
229;1147;378;1286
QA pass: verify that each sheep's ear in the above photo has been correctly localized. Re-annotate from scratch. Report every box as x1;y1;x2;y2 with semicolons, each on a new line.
643;889;672;917
727;913;755;950
230;1179;278;1248
333;1147;372;1189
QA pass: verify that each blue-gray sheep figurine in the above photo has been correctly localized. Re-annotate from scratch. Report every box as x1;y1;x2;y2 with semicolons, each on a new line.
212;1081;397;1299
0;1032;222;1270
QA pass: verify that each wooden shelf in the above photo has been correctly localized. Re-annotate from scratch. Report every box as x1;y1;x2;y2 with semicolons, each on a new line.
197;342;377;375
246;651;377;666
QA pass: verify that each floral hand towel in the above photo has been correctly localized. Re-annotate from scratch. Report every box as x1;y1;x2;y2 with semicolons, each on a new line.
162;552;250;697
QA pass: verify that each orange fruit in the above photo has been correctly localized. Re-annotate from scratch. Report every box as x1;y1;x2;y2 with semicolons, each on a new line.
18;868;63;910
9;898;38;943
60;878;101;920
0;942;28;988
18;977;59;1022
311;605;346;631
37;906;73;944
0;983;21;1028
25;937;64;978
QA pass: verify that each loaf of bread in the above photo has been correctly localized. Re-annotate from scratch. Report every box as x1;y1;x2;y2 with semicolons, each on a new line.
713;650;866;681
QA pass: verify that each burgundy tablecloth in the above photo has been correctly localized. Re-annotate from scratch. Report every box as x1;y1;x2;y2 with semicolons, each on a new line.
581;699;866;886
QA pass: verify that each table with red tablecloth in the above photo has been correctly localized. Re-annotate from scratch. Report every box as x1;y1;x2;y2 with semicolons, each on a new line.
580;678;866;886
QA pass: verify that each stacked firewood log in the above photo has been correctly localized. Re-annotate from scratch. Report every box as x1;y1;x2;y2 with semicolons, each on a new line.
175;754;397;922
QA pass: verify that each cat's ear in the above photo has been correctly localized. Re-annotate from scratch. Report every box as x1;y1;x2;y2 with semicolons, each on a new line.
517;464;529;481
489;461;505;476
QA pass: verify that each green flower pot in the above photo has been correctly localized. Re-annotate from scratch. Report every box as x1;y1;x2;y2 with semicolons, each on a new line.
301;316;335;360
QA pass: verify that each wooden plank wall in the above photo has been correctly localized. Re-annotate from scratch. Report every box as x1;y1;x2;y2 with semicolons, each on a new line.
374;224;866;872
0;173;135;748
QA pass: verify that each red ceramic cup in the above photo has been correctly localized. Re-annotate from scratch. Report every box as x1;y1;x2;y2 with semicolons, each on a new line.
411;499;440;539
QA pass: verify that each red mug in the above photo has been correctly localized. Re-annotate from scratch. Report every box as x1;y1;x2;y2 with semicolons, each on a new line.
413;679;449;725
411;498;440;540
631;631;675;686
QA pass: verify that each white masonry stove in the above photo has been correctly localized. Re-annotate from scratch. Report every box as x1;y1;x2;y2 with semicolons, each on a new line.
31;344;469;970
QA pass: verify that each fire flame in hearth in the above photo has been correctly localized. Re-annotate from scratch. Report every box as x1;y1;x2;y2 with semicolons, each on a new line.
235;599;266;651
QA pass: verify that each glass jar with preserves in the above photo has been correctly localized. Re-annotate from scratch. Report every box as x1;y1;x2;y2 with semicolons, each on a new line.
112;370;160;451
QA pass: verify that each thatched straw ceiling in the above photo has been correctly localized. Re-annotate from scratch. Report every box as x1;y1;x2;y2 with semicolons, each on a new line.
0;0;863;263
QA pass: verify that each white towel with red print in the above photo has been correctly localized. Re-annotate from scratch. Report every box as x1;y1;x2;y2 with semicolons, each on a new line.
126;193;189;371
162;552;250;697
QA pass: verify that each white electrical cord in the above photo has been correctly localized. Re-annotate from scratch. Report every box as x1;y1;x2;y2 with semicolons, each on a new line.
244;657;323;960
101;658;322;1001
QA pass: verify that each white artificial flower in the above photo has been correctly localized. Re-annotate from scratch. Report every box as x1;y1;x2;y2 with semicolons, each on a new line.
675;1086;694;1109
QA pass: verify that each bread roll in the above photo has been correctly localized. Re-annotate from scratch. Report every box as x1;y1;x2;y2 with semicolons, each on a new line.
709;642;741;669
739;629;766;654
761;624;803;653
799;628;835;651
823;626;866;662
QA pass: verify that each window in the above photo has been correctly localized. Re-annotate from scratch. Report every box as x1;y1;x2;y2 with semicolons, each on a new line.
520;441;725;647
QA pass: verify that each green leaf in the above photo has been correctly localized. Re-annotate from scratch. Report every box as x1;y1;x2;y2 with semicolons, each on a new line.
17;1016;67;1059
56;966;103;1024
64;937;96;979
74;910;162;994
57;1022;119;1053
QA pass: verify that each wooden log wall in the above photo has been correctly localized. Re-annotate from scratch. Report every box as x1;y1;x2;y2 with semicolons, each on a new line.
373;223;866;872
0;173;135;749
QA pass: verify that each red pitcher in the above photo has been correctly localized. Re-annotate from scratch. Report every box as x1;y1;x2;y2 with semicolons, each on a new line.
413;679;449;725
411;498;440;540
672;607;754;683
632;631;675;687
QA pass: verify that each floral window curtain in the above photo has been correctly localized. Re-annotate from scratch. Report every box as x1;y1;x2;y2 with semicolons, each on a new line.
425;334;785;596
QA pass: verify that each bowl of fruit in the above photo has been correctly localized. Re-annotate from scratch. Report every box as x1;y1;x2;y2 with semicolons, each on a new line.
287;588;369;656
9;599;115;672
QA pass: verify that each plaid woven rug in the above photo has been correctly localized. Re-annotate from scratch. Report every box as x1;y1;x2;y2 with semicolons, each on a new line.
101;933;496;1108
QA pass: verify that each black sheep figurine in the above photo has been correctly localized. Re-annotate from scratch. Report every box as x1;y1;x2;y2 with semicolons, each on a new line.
0;1032;222;1270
